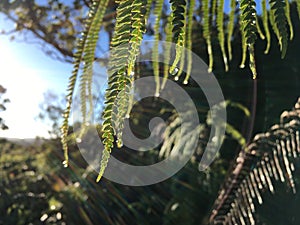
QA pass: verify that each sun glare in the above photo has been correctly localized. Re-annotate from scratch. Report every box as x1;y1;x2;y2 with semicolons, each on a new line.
0;42;50;139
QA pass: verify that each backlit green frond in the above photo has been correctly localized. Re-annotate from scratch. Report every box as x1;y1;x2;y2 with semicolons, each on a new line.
202;0;213;72
256;16;266;40
162;14;173;90
97;0;147;182
145;0;154;23
206;100;250;149
127;0;147;76
153;0;164;96
97;0;133;182
115;75;133;148
239;0;258;78
295;0;300;18
211;0;218;24
61;0;300;183
61;0;109;167
227;0;236;61
217;0;229;71
284;0;294;39
169;0;187;76
239;21;247;69
269;0;288;58
183;0;195;84
262;0;271;54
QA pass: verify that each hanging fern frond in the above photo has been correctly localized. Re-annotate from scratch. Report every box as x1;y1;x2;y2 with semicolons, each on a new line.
161;101;249;166
169;0;187;76
97;0;147;182
239;0;258;78
295;0;300;18
61;0;109;167
211;0;218;24
202;0;214;72
145;0;154;24
217;0;229;71
183;0;195;84
269;0;288;58
115;75;133;148
127;0;147;76
97;0;133;182
162;13;173;90
209;98;300;225
262;0;272;54
227;0;236;61
61;0;300;182
206;100;250;150
284;0;294;40
256;16;266;40
152;0;164;96
239;21;247;69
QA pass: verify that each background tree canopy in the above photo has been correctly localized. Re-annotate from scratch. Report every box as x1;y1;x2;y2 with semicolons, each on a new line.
0;85;9;130
0;0;300;225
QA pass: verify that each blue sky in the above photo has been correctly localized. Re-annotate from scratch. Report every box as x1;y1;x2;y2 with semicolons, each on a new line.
0;14;72;138
0;12;108;139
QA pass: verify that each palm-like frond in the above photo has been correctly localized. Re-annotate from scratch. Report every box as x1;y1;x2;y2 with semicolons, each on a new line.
209;98;300;224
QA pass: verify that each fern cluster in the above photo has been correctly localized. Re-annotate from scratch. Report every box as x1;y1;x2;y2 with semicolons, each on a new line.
61;0;299;181
209;98;300;224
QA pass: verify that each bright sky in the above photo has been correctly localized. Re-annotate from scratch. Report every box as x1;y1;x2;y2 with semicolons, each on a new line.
0;15;72;139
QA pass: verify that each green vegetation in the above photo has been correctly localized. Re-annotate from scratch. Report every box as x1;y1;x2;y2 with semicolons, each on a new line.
1;1;300;224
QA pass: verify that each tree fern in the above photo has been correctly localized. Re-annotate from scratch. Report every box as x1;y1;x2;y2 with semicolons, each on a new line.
209;98;300;224
61;0;109;167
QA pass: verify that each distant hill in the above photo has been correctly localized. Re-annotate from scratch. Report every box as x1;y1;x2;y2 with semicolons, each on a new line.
1;137;45;147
